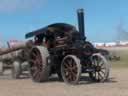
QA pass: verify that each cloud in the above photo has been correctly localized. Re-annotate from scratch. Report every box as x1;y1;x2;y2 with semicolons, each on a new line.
0;0;45;13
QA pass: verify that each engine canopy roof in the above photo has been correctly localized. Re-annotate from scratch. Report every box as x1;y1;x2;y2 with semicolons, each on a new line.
25;23;77;39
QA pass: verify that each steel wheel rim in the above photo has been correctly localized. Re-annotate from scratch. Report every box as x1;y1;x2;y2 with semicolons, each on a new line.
62;57;80;83
30;48;43;81
91;54;108;82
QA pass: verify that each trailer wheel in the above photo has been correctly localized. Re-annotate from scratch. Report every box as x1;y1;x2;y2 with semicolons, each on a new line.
61;55;81;84
0;62;4;75
29;46;50;82
89;53;110;82
12;61;21;79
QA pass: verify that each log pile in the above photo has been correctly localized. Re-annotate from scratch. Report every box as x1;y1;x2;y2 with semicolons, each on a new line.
0;40;33;61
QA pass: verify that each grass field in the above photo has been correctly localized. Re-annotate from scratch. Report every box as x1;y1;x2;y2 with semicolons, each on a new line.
104;47;128;68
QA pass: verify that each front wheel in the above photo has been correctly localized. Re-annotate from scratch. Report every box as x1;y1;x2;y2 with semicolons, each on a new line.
61;55;81;84
89;53;110;82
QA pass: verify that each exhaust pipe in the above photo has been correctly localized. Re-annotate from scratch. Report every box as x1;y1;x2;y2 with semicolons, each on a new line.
77;9;86;40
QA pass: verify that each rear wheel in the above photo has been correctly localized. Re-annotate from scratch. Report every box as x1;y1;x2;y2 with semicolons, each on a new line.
89;53;110;82
29;46;50;82
61;55;81;84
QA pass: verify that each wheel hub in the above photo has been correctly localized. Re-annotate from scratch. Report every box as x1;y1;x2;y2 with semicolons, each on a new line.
95;66;101;72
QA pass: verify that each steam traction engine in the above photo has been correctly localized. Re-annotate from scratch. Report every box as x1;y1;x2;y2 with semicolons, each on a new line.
26;9;110;84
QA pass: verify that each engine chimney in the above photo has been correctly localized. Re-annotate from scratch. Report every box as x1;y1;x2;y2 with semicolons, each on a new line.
77;9;86;40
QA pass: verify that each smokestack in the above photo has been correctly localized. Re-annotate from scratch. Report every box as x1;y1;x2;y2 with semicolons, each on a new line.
77;9;86;40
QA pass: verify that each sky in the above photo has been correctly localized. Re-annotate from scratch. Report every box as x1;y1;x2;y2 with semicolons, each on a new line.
0;0;127;43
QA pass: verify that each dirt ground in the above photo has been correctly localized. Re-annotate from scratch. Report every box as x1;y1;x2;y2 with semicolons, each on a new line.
0;68;128;96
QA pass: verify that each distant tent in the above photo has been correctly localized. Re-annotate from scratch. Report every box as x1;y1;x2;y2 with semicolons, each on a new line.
9;40;18;45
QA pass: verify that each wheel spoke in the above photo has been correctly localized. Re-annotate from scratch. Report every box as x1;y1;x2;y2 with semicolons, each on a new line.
66;73;72;81
64;62;69;68
65;71;69;76
35;72;41;81
94;59;98;66
98;72;104;80
65;59;70;66
33;70;40;79
36;54;42;63
63;68;69;73
70;73;73;81
31;51;37;59
97;72;100;80
71;71;77;80
72;66;77;70
100;70;106;75
99;60;104;66
72;67;77;74
101;67;106;70
97;57;101;64
67;59;73;67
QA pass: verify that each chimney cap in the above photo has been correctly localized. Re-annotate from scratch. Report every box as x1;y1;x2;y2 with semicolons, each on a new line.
77;9;84;13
